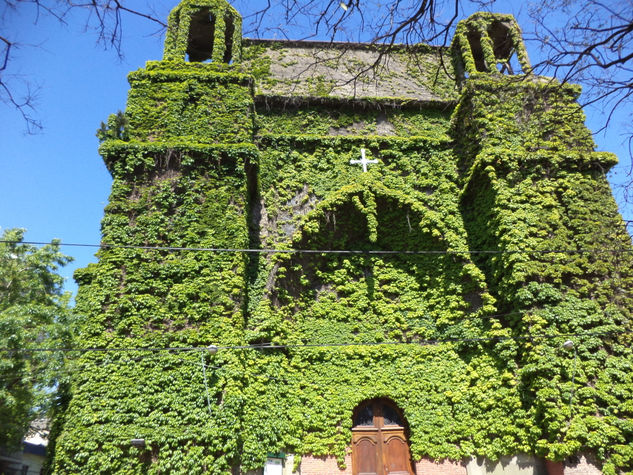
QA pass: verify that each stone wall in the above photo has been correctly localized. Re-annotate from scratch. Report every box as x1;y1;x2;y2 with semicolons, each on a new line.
466;455;547;475
546;454;602;475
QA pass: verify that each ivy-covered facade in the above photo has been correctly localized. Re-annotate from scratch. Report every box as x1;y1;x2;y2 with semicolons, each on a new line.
49;1;633;474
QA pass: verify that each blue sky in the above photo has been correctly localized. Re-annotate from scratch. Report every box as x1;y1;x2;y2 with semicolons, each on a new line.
1;0;631;298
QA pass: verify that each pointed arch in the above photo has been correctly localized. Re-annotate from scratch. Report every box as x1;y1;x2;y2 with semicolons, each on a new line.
250;181;491;346
290;181;454;251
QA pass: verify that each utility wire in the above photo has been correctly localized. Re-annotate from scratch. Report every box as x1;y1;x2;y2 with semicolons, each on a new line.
1;240;633;256
1;329;631;354
0;360;222;384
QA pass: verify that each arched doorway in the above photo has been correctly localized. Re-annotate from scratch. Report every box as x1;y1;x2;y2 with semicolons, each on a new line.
352;399;415;475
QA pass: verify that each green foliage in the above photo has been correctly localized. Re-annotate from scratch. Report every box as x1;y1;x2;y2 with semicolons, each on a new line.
51;14;633;475
0;229;74;450
124;62;253;145
255;104;451;140
456;74;633;471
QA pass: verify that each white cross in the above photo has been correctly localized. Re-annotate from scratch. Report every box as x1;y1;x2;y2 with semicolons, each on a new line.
349;148;378;172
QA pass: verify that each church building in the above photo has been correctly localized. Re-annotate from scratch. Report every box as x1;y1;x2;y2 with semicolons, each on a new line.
49;1;633;474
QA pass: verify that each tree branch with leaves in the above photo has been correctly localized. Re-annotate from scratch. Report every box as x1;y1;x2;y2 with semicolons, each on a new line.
0;229;74;450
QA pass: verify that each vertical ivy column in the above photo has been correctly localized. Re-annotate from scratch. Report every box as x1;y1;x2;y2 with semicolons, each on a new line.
50;1;258;472
452;69;633;471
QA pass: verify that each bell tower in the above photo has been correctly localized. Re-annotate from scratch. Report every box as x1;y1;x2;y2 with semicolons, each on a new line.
451;12;531;81
163;0;242;63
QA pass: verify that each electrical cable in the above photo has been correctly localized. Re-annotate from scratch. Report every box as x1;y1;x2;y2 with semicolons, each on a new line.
2;239;633;256
0;360;222;384
1;329;631;354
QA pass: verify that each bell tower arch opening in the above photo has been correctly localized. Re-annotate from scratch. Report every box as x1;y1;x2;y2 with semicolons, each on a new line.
488;20;519;74
186;9;215;62
163;0;242;63
451;12;531;82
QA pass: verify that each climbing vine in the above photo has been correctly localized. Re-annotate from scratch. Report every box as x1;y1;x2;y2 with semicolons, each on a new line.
454;75;633;474
49;6;633;475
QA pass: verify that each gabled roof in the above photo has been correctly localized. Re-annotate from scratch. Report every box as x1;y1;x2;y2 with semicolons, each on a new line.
243;39;458;104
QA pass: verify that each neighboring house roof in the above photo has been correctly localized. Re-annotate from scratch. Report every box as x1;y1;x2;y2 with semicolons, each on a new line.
24;419;49;448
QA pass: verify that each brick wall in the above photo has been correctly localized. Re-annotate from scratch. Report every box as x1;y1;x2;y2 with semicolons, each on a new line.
300;454;353;475
300;454;471;474
298;453;603;475
416;457;468;475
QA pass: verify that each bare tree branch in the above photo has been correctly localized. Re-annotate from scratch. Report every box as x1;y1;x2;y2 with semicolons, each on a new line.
524;0;633;207
0;34;42;132
0;0;166;132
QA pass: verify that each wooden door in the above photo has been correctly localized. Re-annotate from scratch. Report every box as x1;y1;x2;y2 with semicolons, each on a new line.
353;432;381;475
351;400;415;475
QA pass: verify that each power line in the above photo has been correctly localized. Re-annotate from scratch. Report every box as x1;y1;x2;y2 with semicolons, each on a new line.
1;331;628;386
1;329;630;354
1;240;633;256
0;358;222;384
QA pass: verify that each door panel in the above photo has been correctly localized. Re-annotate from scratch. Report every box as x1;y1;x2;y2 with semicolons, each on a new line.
353;434;380;475
382;432;413;474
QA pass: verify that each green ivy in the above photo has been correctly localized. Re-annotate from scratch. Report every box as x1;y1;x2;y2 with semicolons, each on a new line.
50;6;633;475
454;74;633;473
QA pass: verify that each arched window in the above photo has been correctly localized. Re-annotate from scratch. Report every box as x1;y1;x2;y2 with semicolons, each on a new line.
352;399;415;475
